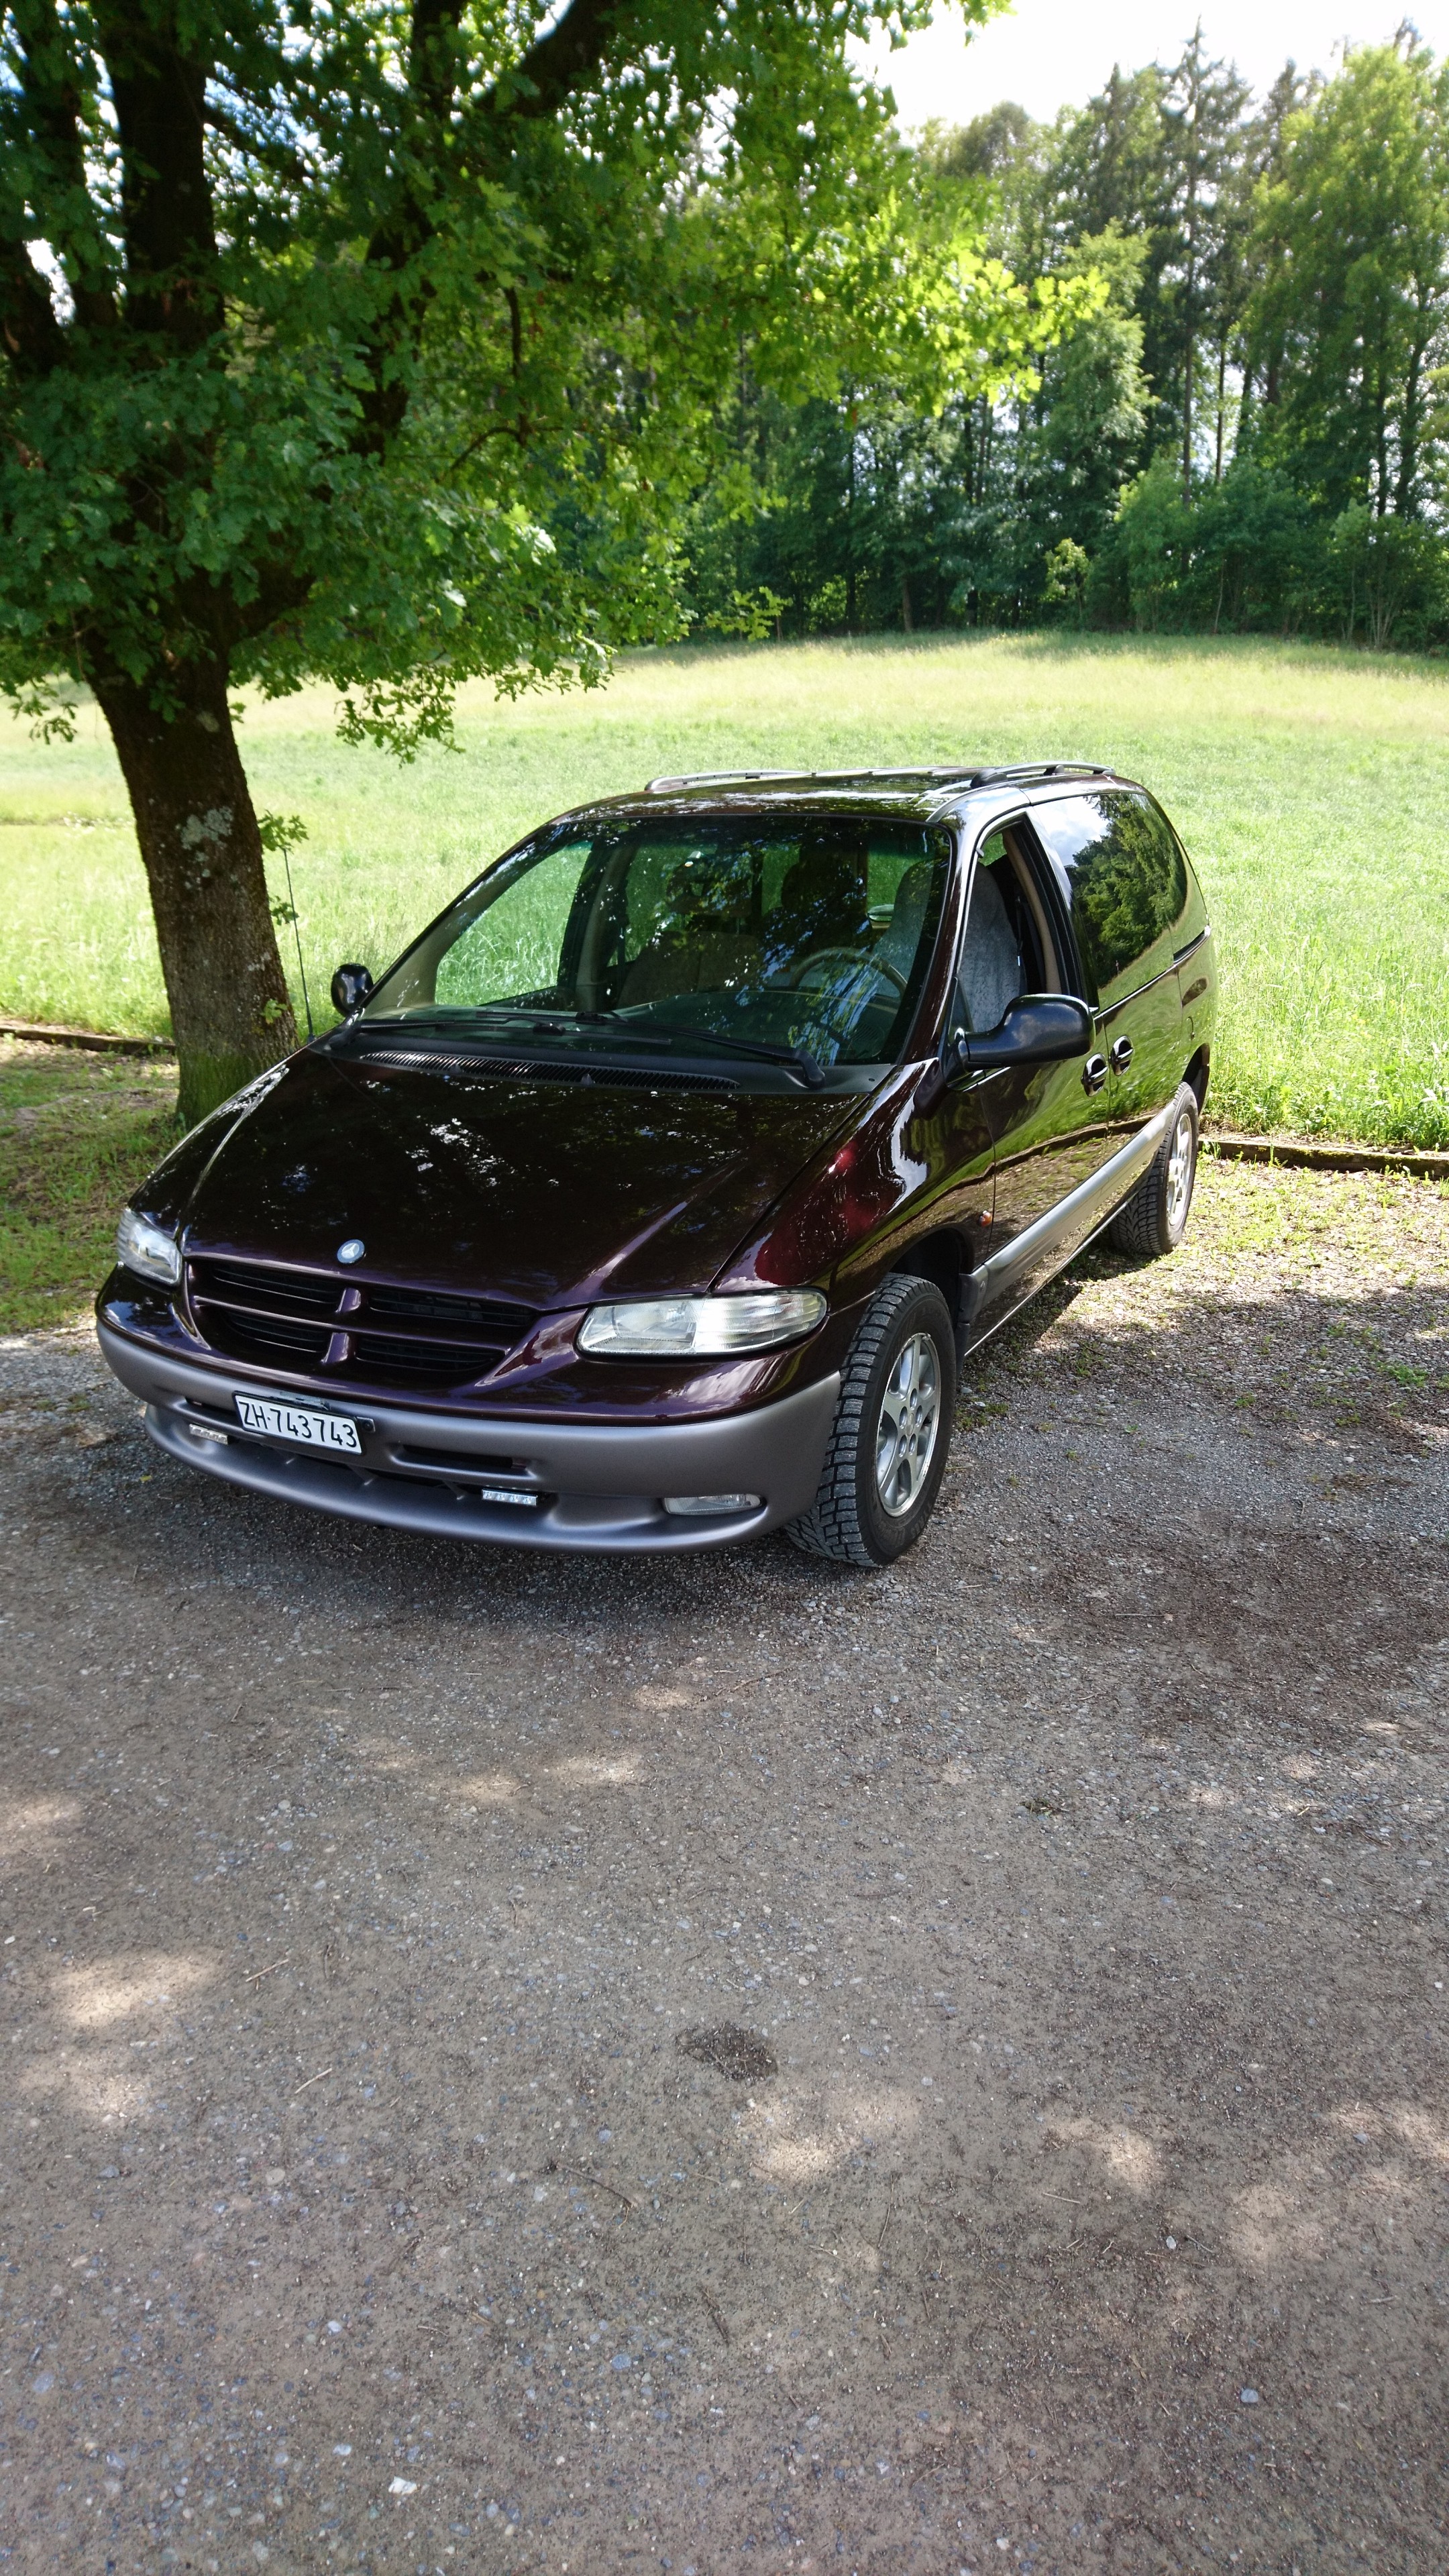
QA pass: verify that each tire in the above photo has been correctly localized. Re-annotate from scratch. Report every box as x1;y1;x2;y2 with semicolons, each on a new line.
786;1274;956;1567
1108;1082;1199;1258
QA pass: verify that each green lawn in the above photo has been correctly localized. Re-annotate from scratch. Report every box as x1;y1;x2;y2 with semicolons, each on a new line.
2;632;1446;1147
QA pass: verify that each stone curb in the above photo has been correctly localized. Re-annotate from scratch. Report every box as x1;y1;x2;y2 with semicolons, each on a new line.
0;1016;174;1058
1204;1131;1449;1182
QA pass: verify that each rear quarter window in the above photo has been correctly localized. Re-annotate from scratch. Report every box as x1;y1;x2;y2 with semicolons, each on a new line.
1032;790;1191;1004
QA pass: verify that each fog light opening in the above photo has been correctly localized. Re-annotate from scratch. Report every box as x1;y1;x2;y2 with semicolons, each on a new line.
661;1493;762;1518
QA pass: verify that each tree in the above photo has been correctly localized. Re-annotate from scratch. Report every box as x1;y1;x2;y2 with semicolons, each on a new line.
677;127;1100;643
1247;36;1449;520
1158;26;1250;496
1017;227;1148;557
1;0;1027;1122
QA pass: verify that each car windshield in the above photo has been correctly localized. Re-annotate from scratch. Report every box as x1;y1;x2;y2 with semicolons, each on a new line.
357;814;951;1075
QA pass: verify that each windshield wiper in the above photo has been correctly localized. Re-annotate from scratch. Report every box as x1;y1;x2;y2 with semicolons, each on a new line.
634;1019;826;1088
351;1006;824;1085
359;1009;676;1053
358;1007;557;1032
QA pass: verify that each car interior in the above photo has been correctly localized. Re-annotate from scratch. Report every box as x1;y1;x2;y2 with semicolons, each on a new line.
954;824;1064;1034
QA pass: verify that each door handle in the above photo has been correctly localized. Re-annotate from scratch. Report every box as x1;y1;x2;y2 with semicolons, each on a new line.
1109;1035;1134;1073
1081;1053;1108;1094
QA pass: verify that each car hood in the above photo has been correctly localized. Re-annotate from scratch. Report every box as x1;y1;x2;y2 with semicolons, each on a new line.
175;1049;853;1305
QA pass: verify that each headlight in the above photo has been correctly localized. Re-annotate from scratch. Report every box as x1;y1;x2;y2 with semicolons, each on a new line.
577;1288;826;1357
115;1205;181;1288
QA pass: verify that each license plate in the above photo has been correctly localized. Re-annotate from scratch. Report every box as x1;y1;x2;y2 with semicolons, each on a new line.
235;1394;362;1454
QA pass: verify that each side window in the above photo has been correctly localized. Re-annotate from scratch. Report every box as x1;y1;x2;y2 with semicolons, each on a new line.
1032;792;1188;1003
952;826;1055;1033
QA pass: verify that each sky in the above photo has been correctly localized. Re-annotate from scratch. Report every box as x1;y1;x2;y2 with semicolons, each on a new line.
865;0;1449;129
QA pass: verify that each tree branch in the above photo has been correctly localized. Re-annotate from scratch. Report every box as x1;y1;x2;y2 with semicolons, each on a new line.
482;0;625;126
203;98;308;191
91;4;219;349
10;0;117;334
0;241;68;374
409;0;469;123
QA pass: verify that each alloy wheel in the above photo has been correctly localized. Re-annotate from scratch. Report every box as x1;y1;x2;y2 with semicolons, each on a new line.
875;1329;942;1517
1166;1108;1195;1231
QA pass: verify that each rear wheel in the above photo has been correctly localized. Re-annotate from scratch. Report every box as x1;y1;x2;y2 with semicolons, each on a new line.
1108;1082;1199;1258
786;1274;955;1566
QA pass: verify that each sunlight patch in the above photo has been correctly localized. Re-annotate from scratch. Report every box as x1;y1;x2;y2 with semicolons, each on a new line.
451;1772;520;1808
52;1951;215;2030
547;1754;644;1788
0;1796;80;1858
1046;2116;1163;2193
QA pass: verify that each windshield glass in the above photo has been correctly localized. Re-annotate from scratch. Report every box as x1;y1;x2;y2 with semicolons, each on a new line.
358;815;951;1074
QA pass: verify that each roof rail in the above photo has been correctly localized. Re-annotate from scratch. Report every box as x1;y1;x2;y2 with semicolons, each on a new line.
641;759;1113;796
960;761;1111;786
645;768;794;792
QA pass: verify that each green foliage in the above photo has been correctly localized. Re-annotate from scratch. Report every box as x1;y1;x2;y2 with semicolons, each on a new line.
0;0;1042;759
1041;539;1089;620
679;32;1449;649
706;588;788;641
1248;41;1449;520
1093;455;1449;645
1319;504;1449;649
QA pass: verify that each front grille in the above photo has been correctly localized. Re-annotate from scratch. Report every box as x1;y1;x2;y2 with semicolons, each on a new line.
208;1311;333;1369
366;1283;525;1328
351;1330;500;1379
200;1258;340;1319
186;1257;537;1390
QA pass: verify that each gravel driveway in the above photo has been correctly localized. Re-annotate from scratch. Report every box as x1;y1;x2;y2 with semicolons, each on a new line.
3;1158;1447;2575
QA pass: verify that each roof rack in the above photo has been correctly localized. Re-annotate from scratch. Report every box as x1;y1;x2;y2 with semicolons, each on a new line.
642;759;1113;795
959;761;1111;786
645;768;795;792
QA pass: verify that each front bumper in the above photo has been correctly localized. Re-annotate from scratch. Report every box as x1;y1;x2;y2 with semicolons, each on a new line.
96;1318;840;1553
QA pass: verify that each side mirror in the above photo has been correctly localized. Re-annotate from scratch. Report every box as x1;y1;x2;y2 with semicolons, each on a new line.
948;991;1093;1079
331;962;374;1017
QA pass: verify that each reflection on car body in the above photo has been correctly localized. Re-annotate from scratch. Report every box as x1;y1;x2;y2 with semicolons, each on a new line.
97;761;1217;1566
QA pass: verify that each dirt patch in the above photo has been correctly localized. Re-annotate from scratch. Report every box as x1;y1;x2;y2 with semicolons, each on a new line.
1;1159;1447;2572
677;2025;780;2084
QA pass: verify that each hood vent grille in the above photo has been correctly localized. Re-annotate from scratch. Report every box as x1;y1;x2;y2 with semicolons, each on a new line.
354;1048;735;1097
186;1257;538;1391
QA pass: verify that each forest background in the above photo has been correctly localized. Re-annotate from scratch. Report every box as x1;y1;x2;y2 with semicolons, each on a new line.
681;25;1449;650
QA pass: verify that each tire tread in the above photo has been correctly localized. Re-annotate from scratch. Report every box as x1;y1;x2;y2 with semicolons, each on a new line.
1107;1083;1199;1259
787;1275;951;1567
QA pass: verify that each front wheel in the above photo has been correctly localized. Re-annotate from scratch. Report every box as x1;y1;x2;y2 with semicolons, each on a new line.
786;1274;956;1566
1108;1083;1199;1258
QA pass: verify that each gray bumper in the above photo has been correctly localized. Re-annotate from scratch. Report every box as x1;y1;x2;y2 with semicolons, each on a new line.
96;1320;839;1554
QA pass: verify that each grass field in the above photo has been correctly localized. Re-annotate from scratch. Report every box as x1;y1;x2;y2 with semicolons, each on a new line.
2;632;1447;1147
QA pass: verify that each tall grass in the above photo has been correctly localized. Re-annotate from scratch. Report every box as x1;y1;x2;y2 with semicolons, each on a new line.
2;633;1447;1146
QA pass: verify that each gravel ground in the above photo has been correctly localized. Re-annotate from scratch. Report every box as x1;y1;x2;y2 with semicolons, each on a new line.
2;1156;1448;2576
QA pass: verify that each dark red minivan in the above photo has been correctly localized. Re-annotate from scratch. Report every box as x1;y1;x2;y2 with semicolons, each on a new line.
98;764;1216;1564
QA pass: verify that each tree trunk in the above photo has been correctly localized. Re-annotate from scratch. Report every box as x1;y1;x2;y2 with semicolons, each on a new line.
93;653;297;1126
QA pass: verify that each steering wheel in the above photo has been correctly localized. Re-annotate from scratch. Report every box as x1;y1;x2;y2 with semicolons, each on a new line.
784;946;908;998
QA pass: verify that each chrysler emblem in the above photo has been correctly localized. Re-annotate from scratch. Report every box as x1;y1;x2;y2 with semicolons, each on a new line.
337;1238;366;1265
